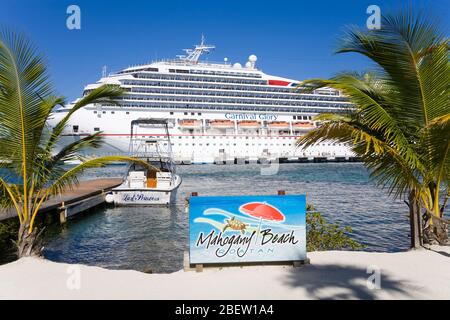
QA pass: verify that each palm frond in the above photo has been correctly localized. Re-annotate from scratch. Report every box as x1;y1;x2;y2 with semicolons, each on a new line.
0;28;54;220
417;40;450;121
337;11;446;127
44;84;124;152
31;132;105;193
0;28;53;169
0;176;21;221
301;73;423;167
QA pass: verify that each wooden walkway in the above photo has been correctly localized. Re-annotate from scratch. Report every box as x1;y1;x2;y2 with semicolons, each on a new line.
0;178;122;222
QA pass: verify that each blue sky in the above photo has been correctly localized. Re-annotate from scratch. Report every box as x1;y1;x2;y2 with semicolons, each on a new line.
1;0;449;101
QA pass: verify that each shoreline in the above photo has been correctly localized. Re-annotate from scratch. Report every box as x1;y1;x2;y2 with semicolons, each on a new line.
1;247;449;300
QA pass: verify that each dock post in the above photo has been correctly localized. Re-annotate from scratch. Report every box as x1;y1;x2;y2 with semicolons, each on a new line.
293;258;310;267
59;202;67;224
195;264;203;273
293;261;302;267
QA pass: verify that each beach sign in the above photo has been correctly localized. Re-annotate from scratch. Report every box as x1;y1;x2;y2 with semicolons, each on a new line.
189;194;307;265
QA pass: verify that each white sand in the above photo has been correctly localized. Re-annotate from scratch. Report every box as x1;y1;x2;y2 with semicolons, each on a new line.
1;246;449;300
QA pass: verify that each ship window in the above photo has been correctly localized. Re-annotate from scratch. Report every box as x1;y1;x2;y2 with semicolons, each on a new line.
170;112;174;115
94;127;100;131
191;112;195;116
102;111;106;114
72;125;79;133
198;112;202;116
126;112;129;114
94;111;97;114
184;112;188;115
111;111;115;114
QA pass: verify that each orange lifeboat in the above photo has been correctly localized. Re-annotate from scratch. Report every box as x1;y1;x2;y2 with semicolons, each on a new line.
292;121;315;129
267;121;290;129
209;120;234;128
179;119;202;128
237;120;261;128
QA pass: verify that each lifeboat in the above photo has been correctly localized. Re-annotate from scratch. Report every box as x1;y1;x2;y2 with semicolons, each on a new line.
237;120;260;128
267;121;290;129
292;121;314;129
209;120;234;128
179;119;202;128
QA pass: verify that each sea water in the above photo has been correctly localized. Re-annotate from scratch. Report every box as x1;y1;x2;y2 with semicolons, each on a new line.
42;162;409;273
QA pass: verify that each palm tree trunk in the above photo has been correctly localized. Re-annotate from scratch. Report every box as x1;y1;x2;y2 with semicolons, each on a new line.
16;223;43;257
408;190;422;249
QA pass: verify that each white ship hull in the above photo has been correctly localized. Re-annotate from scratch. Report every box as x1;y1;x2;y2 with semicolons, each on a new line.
48;38;355;163
55;109;354;163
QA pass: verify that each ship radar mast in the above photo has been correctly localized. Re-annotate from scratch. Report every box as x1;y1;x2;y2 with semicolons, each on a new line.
179;35;215;63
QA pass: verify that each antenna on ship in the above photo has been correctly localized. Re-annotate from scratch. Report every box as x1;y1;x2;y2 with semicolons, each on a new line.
102;65;107;78
179;34;215;63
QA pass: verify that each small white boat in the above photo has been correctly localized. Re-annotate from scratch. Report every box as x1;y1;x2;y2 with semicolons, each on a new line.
106;119;182;206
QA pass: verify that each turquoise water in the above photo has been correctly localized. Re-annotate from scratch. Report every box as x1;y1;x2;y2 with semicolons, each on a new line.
43;163;410;273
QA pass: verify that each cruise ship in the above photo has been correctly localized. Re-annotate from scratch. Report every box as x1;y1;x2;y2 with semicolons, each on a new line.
50;37;353;164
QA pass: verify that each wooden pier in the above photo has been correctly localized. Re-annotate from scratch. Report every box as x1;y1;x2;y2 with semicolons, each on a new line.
0;178;122;222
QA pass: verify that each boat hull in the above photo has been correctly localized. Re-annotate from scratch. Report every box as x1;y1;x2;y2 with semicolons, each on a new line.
111;188;178;205
109;175;182;206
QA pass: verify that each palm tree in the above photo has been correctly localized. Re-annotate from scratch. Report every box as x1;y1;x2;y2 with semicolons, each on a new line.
0;29;156;257
297;11;449;248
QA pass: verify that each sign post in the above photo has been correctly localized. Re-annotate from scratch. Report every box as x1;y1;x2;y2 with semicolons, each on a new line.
188;193;307;269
